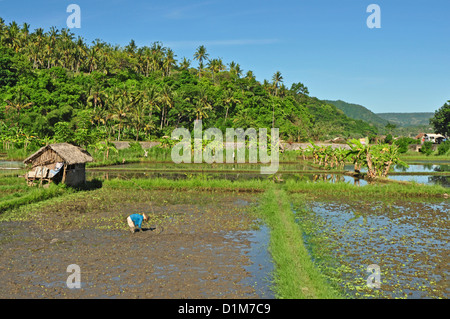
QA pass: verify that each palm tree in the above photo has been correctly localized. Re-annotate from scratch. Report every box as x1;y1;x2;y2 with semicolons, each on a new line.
193;45;209;78
245;70;255;81
163;48;177;77
6;21;21;53
20;23;30;51
271;71;283;128
140;46;153;76
272;71;283;97
208;58;225;84
30;28;45;68
179;57;191;70
74;36;87;72
130;100;147;141
229;61;243;80
193;88;213;120
86;42;102;73
59;28;75;69
158;85;175;130
4;99;33;124
222;89;240;121
0;18;6;43
139;84;160;128
125;39;137;54
87;84;108;110
109;88;132;141
46;26;59;68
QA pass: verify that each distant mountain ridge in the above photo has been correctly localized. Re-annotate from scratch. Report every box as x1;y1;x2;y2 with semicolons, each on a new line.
324;99;434;128
376;112;434;127
323;100;388;128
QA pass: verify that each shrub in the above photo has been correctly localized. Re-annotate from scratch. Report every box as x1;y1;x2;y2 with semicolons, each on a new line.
384;134;393;144
420;142;434;156
437;140;450;155
394;137;417;154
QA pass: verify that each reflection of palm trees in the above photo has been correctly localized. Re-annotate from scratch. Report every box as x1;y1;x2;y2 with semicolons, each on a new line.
428;175;450;187
435;164;450;172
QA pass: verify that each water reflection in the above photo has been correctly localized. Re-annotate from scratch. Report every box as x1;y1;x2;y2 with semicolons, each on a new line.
294;200;449;299
0;161;24;169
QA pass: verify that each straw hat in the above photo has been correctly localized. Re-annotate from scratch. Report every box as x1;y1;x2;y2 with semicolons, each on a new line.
143;213;149;221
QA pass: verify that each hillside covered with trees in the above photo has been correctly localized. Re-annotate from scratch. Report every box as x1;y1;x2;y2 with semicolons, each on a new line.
324;100;388;128
0;18;378;151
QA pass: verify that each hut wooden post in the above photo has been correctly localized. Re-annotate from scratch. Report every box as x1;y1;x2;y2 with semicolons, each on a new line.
62;164;67;184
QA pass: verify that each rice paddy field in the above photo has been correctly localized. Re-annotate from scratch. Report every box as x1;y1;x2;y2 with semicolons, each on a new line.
0;159;448;299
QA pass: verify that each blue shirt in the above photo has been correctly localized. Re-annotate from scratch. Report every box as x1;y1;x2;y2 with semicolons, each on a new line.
129;214;144;228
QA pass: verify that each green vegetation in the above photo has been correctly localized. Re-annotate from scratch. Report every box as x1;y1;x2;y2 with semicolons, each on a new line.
0;176;73;214
324;100;388;128
430;100;450;136
420;142;434;156
258;187;341;298
1;172;448;298
393;137;417;153
325;100;436;137
0;17;448;300
0;17;378;157
283;179;447;199
438;140;450;156
377;112;434;127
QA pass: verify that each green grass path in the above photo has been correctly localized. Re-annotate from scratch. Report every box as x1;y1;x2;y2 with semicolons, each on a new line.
259;187;342;299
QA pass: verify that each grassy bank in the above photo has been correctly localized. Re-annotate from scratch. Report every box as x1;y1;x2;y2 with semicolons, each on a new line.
103;177;269;192
0;182;72;215
258;187;342;298
283;179;448;199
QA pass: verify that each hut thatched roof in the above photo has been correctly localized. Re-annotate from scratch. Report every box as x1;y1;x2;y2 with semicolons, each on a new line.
23;143;93;165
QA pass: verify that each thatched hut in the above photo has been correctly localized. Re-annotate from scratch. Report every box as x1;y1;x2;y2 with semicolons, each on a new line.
23;143;93;187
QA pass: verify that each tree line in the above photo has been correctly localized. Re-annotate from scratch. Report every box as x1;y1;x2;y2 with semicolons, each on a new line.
0;18;379;153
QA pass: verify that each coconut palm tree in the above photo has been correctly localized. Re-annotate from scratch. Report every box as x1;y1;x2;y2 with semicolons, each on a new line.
208;58;225;84
163;48;177;77
222;89;240;121
4;99;33;124
30;28;45;68
158;84;175;130
87;84;108;111
179;57;191;70
74;36;87;73
130;100;148;141
245;70;255;81
139;84;160;128
193;45;209;78
193;88;213;121
109;88;132;141
272;71;283;97
271;71;283;128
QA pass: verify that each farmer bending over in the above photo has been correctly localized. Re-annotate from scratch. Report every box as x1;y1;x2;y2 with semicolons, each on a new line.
127;213;149;233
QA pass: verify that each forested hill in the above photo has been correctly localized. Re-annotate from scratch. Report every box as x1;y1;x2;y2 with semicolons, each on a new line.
324;100;388;128
376;113;434;127
0;18;377;149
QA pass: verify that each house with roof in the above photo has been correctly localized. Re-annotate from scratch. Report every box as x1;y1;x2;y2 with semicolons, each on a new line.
23;143;93;187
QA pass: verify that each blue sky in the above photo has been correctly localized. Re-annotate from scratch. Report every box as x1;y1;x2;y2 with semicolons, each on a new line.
1;0;449;113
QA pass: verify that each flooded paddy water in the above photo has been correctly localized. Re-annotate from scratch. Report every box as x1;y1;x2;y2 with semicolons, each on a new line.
0;187;274;298
87;161;450;188
292;196;449;299
1;158;449;299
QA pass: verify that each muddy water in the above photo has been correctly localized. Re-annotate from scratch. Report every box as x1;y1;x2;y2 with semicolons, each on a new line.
0;161;24;170
0;189;274;298
293;197;449;299
88;162;450;187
